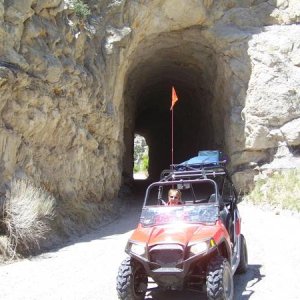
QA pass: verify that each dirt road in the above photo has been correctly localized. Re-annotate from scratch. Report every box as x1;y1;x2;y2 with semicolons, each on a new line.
0;200;300;300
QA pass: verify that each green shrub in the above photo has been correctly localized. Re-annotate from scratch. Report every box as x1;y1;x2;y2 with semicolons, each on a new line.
71;0;91;19
246;169;300;212
133;153;149;174
141;154;149;172
133;164;139;173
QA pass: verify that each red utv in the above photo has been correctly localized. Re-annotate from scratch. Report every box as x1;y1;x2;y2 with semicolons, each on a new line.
116;151;248;300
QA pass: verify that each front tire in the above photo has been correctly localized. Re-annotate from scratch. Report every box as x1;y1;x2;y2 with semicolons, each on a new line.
236;234;248;274
116;257;148;300
206;255;234;300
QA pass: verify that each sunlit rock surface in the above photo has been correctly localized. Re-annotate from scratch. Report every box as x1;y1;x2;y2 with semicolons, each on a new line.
0;0;299;217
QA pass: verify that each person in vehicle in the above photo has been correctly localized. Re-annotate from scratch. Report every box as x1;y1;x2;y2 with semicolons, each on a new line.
167;189;182;205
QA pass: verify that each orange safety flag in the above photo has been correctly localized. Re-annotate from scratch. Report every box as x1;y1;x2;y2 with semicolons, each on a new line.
170;86;178;110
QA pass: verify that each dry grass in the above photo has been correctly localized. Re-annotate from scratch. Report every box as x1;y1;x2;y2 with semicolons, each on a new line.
0;179;56;260
245;169;300;212
0;178;121;262
0;235;15;263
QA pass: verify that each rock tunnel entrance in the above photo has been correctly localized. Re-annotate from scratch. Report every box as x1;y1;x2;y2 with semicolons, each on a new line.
123;31;230;183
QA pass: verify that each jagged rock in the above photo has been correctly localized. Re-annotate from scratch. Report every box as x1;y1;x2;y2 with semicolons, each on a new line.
0;0;299;217
281;118;300;146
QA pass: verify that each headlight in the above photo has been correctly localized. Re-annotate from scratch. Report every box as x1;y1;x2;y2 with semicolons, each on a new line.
127;242;146;257
189;242;208;255
189;239;216;256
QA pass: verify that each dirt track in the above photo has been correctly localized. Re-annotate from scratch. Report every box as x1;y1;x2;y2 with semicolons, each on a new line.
0;198;300;300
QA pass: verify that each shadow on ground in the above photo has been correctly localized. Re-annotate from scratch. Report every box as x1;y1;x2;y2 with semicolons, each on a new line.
234;264;264;299
40;179;149;255
144;264;263;299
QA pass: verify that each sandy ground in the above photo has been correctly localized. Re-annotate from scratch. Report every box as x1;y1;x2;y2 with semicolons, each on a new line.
0;200;300;300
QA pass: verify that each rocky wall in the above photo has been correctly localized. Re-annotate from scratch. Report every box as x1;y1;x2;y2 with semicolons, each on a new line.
0;0;124;214
0;0;299;224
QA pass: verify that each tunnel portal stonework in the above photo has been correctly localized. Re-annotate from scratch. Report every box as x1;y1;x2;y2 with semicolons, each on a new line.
121;1;300;191
0;0;300;218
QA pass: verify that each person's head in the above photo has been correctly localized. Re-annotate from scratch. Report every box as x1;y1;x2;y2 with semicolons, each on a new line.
168;189;182;205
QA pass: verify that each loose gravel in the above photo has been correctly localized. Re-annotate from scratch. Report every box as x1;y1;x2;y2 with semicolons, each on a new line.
0;201;300;300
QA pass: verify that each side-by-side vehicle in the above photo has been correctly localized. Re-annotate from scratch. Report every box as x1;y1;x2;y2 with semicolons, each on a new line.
116;151;248;300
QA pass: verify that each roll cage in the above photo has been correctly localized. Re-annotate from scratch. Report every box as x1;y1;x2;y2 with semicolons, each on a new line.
159;160;239;207
143;178;219;207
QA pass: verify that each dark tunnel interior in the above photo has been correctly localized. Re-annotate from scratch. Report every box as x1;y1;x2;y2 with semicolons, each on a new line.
135;80;216;179
123;35;227;182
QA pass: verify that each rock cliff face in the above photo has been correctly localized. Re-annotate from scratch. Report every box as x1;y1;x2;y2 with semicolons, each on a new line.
0;0;299;220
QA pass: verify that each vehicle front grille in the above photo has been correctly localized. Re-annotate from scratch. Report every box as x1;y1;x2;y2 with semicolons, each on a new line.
149;244;184;267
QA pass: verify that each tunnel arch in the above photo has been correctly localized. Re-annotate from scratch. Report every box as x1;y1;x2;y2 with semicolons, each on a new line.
122;29;233;182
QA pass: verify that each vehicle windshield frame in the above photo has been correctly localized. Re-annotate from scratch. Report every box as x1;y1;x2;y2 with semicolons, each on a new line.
140;204;219;227
143;178;219;207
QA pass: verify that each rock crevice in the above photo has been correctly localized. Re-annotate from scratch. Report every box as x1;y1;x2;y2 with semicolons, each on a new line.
0;0;299;224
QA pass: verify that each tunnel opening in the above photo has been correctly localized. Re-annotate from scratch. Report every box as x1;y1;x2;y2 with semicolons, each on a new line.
133;134;149;180
123;30;230;184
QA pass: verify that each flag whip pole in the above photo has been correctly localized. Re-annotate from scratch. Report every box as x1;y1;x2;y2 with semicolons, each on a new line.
171;106;174;169
170;86;178;170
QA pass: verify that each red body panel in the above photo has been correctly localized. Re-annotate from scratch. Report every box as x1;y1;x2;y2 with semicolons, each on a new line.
130;219;230;246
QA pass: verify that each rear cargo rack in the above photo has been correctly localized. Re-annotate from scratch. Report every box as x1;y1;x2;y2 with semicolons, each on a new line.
160;150;231;181
160;164;229;182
